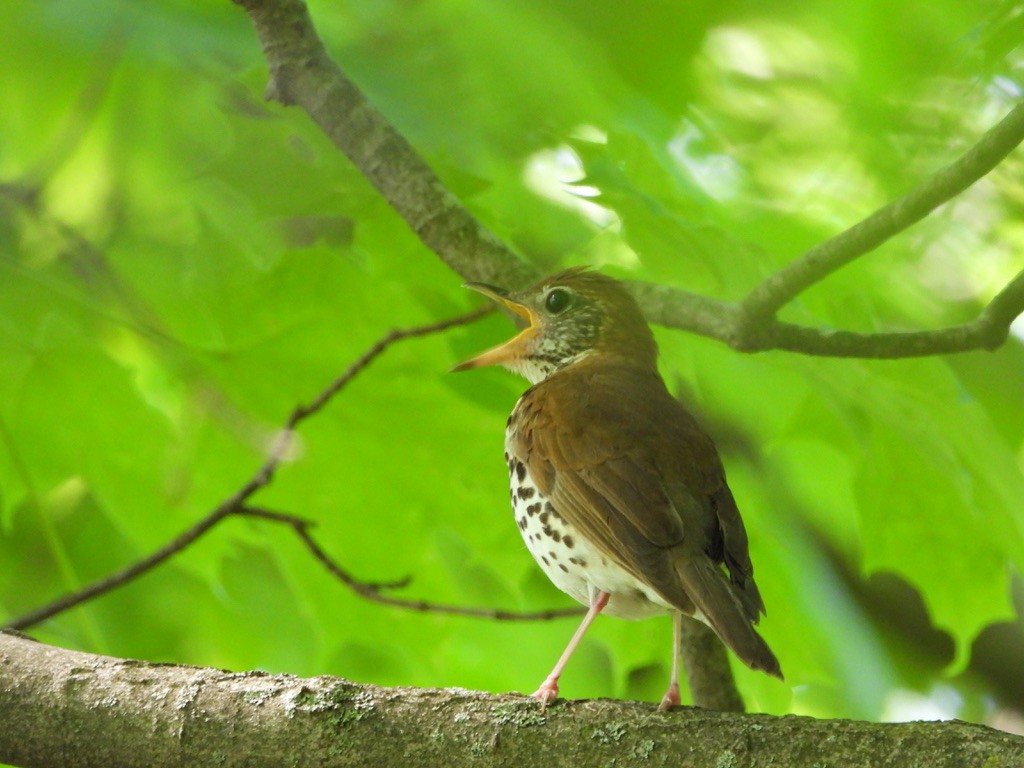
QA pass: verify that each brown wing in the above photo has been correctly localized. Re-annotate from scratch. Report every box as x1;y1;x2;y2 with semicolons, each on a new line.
511;359;779;675
512;360;721;594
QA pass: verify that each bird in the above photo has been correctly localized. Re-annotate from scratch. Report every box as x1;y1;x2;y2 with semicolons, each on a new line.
452;266;781;710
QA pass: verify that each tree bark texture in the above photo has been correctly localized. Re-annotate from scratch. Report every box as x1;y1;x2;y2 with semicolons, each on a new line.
2;633;1020;768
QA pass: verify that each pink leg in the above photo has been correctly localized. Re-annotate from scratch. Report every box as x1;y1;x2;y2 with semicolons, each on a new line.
658;612;684;711
531;591;610;708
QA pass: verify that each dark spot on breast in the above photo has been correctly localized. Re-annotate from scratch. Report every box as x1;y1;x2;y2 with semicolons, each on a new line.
526;503;540;516
558;564;569;573
541;556;550;566
517;486;535;500
518;516;527;531
563;535;574;549
539;511;549;525
568;556;587;566
542;526;553;537
515;462;526;482
544;501;556;514
550;530;561;543
548;550;558;560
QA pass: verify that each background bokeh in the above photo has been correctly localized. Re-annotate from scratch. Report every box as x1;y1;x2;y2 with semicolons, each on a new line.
2;0;1023;730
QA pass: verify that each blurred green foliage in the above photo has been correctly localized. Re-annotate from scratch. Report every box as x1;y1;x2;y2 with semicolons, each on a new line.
1;0;1022;727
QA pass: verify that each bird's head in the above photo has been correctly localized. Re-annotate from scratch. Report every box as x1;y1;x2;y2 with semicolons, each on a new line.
453;267;657;384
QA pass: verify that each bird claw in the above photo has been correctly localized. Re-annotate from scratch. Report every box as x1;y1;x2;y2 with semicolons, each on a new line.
658;684;681;712
530;679;559;710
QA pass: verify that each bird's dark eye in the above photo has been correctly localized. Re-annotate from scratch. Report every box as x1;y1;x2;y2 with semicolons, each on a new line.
544;288;572;315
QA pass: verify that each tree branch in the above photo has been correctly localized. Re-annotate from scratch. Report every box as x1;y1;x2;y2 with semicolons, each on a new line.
1;634;1019;768
238;506;583;622
233;0;1024;358
3;308;587;632
677;618;744;713
737;100;1024;326
231;0;536;292
635;268;1024;357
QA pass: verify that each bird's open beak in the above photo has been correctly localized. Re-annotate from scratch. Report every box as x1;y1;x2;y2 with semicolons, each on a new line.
451;282;539;371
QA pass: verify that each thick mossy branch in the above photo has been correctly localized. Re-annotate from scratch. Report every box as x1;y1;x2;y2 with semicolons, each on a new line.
1;634;1020;768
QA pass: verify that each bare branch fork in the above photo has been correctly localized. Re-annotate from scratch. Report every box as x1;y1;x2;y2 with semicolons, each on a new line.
239;506;582;621
3;306;583;632
234;0;1024;358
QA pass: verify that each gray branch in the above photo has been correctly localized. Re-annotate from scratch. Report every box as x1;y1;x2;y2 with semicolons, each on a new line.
737;101;1024;324
634;267;1024;356
2;633;1021;768
231;0;534;292
233;0;1024;358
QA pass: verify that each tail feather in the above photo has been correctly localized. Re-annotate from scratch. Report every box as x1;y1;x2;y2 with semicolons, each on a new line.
675;557;783;679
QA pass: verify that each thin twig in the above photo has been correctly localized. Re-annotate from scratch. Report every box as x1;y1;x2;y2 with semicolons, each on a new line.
239;506;585;621
3;503;236;632
290;305;491;422
3;307;495;631
737;100;1024;327
633;266;1024;357
740;266;1024;356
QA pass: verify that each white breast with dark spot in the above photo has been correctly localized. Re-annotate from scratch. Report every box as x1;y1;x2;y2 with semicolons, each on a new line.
504;420;670;620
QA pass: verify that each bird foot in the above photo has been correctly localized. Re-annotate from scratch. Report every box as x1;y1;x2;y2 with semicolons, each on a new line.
530;678;559;710
658;683;681;712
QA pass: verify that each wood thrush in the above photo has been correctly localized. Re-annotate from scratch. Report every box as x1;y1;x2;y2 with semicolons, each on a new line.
453;267;781;709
